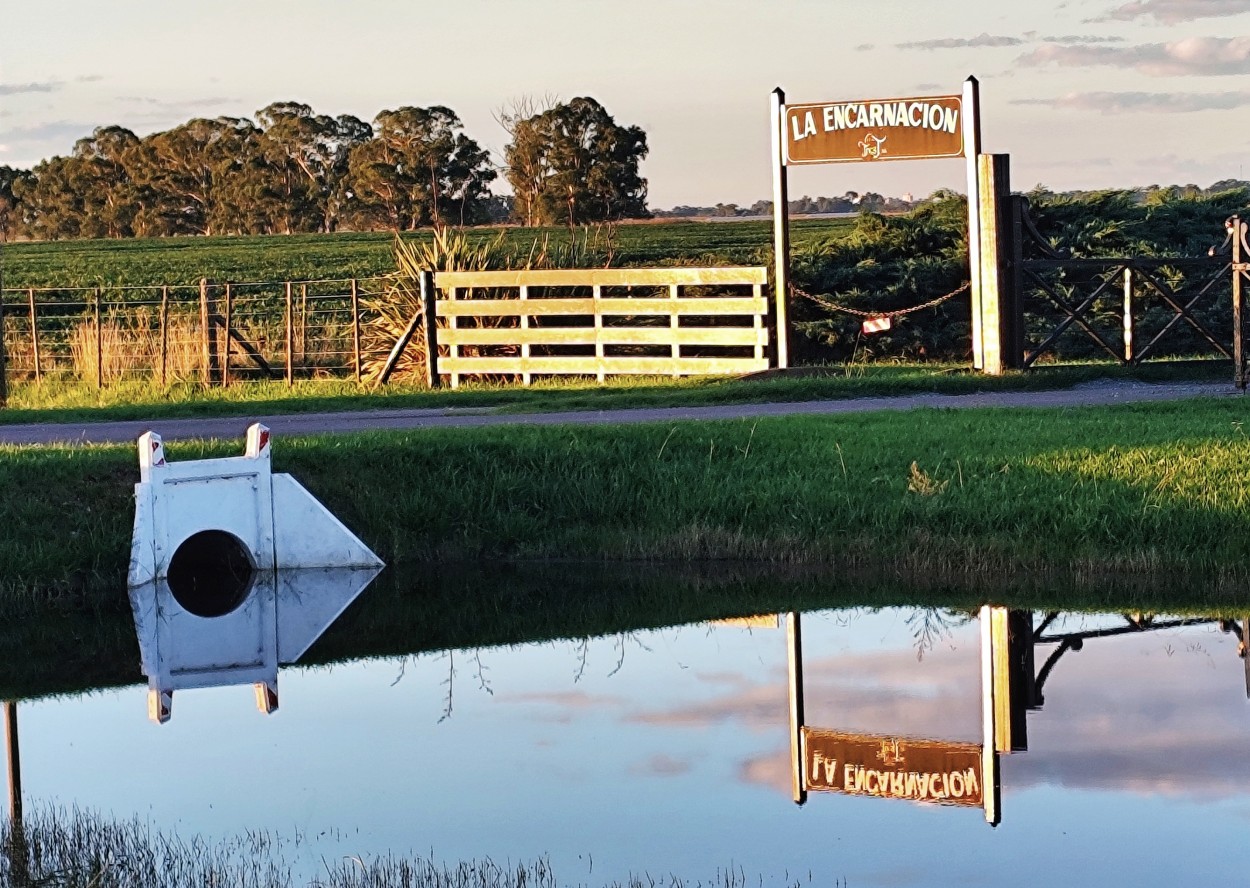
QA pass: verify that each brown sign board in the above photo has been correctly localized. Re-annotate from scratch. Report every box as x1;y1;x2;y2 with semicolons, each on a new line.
784;95;964;165
803;728;983;807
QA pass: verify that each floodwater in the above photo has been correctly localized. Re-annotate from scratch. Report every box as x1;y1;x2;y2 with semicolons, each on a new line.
6;572;1250;887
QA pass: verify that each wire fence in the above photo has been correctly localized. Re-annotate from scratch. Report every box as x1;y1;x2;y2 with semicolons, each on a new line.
0;277;391;389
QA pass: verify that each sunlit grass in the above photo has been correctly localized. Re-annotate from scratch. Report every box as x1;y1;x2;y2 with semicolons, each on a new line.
1;395;1248;600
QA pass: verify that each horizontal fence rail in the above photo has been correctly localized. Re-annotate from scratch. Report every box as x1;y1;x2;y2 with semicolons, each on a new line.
427;267;772;387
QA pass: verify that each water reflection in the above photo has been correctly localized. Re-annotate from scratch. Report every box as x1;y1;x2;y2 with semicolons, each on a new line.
785;607;1005;824
128;566;381;722
7;592;1250;885
785;607;1250;827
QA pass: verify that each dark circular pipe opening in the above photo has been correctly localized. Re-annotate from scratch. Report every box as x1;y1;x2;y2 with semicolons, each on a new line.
167;530;256;618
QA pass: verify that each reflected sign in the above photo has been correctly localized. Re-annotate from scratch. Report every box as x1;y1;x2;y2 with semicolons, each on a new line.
784;95;964;165
804;728;983;807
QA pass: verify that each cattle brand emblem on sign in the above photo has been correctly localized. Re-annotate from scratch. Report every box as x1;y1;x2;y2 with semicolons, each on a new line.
858;133;887;160
785;95;964;165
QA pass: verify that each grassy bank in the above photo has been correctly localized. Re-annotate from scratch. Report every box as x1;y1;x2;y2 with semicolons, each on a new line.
2;396;1249;599
0;360;1229;425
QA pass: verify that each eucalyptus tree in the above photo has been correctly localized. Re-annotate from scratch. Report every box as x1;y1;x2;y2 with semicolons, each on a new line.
255;102;372;233
0;167;33;240
129;117;264;235
12;154;90;240
503;97;649;227
0;166;35;240
341;106;496;230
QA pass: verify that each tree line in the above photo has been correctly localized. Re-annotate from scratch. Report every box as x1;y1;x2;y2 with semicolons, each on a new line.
0;96;650;241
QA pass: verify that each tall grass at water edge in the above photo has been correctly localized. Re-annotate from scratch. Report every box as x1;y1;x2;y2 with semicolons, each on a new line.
1;806;793;888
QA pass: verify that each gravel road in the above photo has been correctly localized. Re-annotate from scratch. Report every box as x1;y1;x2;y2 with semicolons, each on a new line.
0;379;1238;446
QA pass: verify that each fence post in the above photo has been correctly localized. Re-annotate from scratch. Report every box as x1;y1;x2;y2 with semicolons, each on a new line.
422;270;439;388
1122;267;1134;364
299;283;308;369
1009;197;1026;368
1234;216;1245;391
0;287;7;407
222;282;232;387
93;287;103;389
159;285;169;387
351;278;362;383
199;278;213;386
974;154;1018;375
28;289;40;382
285;281;294;386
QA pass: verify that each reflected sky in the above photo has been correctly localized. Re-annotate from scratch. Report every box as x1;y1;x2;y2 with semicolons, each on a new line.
10;608;1250;886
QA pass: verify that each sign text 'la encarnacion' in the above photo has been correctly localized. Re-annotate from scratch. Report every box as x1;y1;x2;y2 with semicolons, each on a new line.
784;95;964;165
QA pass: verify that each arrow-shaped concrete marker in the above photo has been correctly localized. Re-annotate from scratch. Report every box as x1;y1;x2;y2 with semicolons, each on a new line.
127;422;384;722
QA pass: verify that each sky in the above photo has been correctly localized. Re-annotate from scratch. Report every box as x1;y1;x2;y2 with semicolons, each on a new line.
2;0;1250;208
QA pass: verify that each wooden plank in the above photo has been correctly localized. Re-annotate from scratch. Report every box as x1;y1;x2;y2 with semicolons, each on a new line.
448;286;460;389
441;327;769;347
520;284;531;385
593;285;604;383
440;355;768;376
753;283;765;362
437;297;767;317
670;283;680;378
437;267;768;289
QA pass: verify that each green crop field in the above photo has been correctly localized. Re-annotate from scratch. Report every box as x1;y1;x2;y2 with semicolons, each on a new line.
0;218;854;289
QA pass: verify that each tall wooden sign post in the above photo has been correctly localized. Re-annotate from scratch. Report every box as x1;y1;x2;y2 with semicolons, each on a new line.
771;77;1003;371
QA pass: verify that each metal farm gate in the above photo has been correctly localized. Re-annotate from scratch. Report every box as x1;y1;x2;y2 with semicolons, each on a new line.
1002;198;1248;387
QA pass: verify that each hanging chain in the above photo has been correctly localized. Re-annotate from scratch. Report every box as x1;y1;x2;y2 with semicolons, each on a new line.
789;281;970;319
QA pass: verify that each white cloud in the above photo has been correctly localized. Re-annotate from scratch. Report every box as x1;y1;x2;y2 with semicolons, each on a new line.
1095;0;1250;23
1018;36;1250;76
1013;89;1250;112
1041;34;1126;44
898;33;1024;50
0;81;62;96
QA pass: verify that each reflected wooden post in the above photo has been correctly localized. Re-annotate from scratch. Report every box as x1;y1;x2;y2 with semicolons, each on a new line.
979;606;1001;826
4;700;28;888
1243;618;1250;700
4;701;19;824
786;611;807;805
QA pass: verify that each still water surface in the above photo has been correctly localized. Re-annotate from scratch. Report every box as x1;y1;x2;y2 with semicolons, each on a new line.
10;603;1250;885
